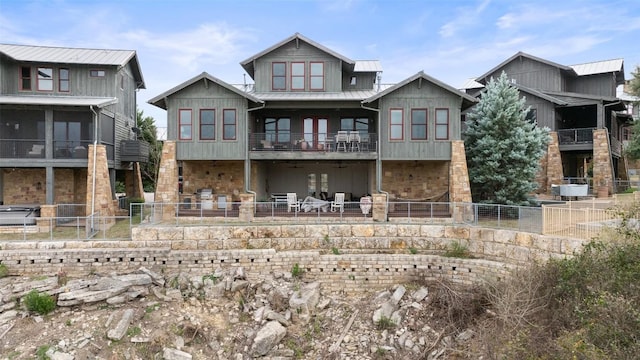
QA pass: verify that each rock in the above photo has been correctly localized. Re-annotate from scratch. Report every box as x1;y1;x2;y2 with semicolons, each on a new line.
45;348;74;360
230;280;249;292
390;285;406;305
289;282;320;323
57;285;129;306
251;320;287;357
162;347;192;360
316;298;331;310
112;274;152;286
138;267;165;286
412;287;429;302
234;267;246;280
265;310;290;327
106;309;135;340
456;329;474;342
165;289;183;301
372;301;397;323
0;309;17;325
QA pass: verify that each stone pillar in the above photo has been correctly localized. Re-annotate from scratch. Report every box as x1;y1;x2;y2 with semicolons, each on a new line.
372;193;387;222
239;193;255;222
545;131;564;193
86;145;116;227
154;140;178;220
449;141;473;222
37;204;56;232
125;163;145;199
592;129;614;196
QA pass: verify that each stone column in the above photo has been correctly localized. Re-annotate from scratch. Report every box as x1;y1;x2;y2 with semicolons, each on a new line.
545;131;564;193
372;193;387;222
86;144;116;227
154;141;178;220
592;129;614;196
239;193;255;222
449;141;473;222
125;163;145;199
37;204;56;232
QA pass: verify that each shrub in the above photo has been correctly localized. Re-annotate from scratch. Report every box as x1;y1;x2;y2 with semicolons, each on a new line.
0;263;8;278
375;316;395;330
127;197;145;215
444;241;471;258
23;290;56;315
291;263;304;278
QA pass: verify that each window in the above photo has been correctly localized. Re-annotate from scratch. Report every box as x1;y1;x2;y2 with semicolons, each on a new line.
200;109;215;140
223;109;236;140
272;62;286;90
340;118;369;134
435;108;449;140
37;67;53;91
291;62;305;90
90;69;105;77
178;109;192;140
525;108;537;124
20;66;31;90
390;109;403;140
310;62;324;90
350;76;357;85
265;117;291;143
59;68;70;92
411;109;428;140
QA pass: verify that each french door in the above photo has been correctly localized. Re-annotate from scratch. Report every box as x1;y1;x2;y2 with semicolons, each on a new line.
303;117;328;148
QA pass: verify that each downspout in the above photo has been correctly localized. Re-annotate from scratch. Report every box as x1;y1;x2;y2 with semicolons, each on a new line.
89;105;98;227
245;102;266;199
360;102;389;199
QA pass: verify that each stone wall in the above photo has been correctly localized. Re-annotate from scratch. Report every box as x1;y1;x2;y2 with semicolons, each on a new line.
85;144;117;217
544;131;564;193
154;141;178;219
449;141;472;203
1;168;86;205
383;161;449;200
593;129;614;195
182;160;243;203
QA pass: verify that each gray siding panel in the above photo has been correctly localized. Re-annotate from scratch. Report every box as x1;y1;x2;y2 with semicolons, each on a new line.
378;80;462;160
486;57;564;92
569;73;616;97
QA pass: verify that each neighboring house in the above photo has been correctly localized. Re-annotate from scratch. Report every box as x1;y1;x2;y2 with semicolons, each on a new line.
149;33;476;212
0;44;147;217
464;52;631;194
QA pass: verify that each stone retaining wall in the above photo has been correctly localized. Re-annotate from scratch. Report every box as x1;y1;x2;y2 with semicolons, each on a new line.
0;224;584;293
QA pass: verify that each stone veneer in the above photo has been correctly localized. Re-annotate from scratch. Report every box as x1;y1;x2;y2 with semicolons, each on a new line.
383;161;449;200
543;131;564;193
1;168;87;205
154;140;178;219
0;224;584;293
449;141;472;203
592;129;615;195
180;160;243;205
86;144;117;218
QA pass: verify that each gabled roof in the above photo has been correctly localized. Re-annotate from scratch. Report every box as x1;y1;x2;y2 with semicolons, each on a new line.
363;71;477;110
240;33;355;78
354;60;382;72
512;83;568;106
460;78;484;90
570;58;624;76
0;43;145;89
0;95;117;107
475;51;575;84
147;72;263;110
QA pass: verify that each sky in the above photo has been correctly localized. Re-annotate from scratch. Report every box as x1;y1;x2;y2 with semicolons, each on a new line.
1;0;639;128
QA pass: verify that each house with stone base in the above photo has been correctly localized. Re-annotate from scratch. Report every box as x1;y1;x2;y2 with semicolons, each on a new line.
464;52;633;196
149;33;476;220
0;44;148;221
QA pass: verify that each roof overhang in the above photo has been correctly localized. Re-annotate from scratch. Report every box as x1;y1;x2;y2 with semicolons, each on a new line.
0;95;118;107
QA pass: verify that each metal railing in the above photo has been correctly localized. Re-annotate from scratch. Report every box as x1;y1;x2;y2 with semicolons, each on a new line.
249;132;377;152
557;128;596;144
0;139;46;158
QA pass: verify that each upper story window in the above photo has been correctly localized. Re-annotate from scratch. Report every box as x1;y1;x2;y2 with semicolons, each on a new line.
90;69;106;77
200;109;215;140
37;67;53;91
340;118;369;134
59;68;70;92
435;108;449;140
223;109;237;140
265;117;291;143
20;66;32;90
272;62;286;90
390;109;404;140
350;76;357;86
178;109;192;140
291;62;305;90
525;108;537;124
310;62;324;90
411;109;428;140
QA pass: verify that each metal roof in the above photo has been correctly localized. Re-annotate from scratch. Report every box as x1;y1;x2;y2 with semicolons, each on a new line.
0;43;146;89
252;90;380;101
148;72;262;110
617;84;640;102
354;60;382;72
570;59;624;76
0;95;117;107
460;78;484;90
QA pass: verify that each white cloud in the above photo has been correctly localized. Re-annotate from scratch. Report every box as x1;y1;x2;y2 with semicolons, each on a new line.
439;0;491;38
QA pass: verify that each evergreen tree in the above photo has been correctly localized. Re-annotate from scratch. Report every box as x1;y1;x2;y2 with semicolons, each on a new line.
625;66;640;160
464;72;550;205
136;109;162;191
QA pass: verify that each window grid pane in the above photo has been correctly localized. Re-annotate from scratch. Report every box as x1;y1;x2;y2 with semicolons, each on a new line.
435;109;449;140
390;109;403;140
179;109;192;140
200;109;215;140
20;66;31;90
310;62;323;90
37;67;53;91
223;109;236;140
59;68;70;92
273;62;286;90
411;109;427;140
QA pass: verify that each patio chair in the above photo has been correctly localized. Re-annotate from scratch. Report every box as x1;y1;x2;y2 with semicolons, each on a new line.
287;192;300;212
335;131;349;152
349;131;361;152
331;192;345;213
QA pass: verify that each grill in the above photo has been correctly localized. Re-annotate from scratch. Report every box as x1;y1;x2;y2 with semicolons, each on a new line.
196;189;214;210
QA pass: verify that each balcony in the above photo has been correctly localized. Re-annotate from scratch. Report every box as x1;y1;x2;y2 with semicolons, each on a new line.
557;128;623;157
120;140;150;163
249;132;377;161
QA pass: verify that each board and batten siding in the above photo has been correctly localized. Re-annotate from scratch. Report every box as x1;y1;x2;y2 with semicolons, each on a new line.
165;80;249;160
377;80;463;160
521;93;557;130
486;57;564;92
569;73;617;98
252;41;343;93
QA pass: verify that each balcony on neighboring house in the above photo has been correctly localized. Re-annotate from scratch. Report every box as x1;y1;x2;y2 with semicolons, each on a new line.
557;127;623;157
120;140;150;162
0;139;45;159
249;132;378;152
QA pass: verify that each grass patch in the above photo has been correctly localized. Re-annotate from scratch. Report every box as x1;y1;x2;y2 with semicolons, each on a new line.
127;326;142;337
23;290;56;315
0;263;8;278
375;316;395;330
35;345;50;360
331;247;340;255
443;241;471;258
291;263;304;278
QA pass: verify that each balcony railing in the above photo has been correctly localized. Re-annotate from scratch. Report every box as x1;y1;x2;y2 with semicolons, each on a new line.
120;140;150;162
0;139;113;160
249;132;377;152
557;128;595;145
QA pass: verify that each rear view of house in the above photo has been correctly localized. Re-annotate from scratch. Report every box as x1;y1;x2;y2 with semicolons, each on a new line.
0;44;147;219
466;52;633;195
149;33;475;219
